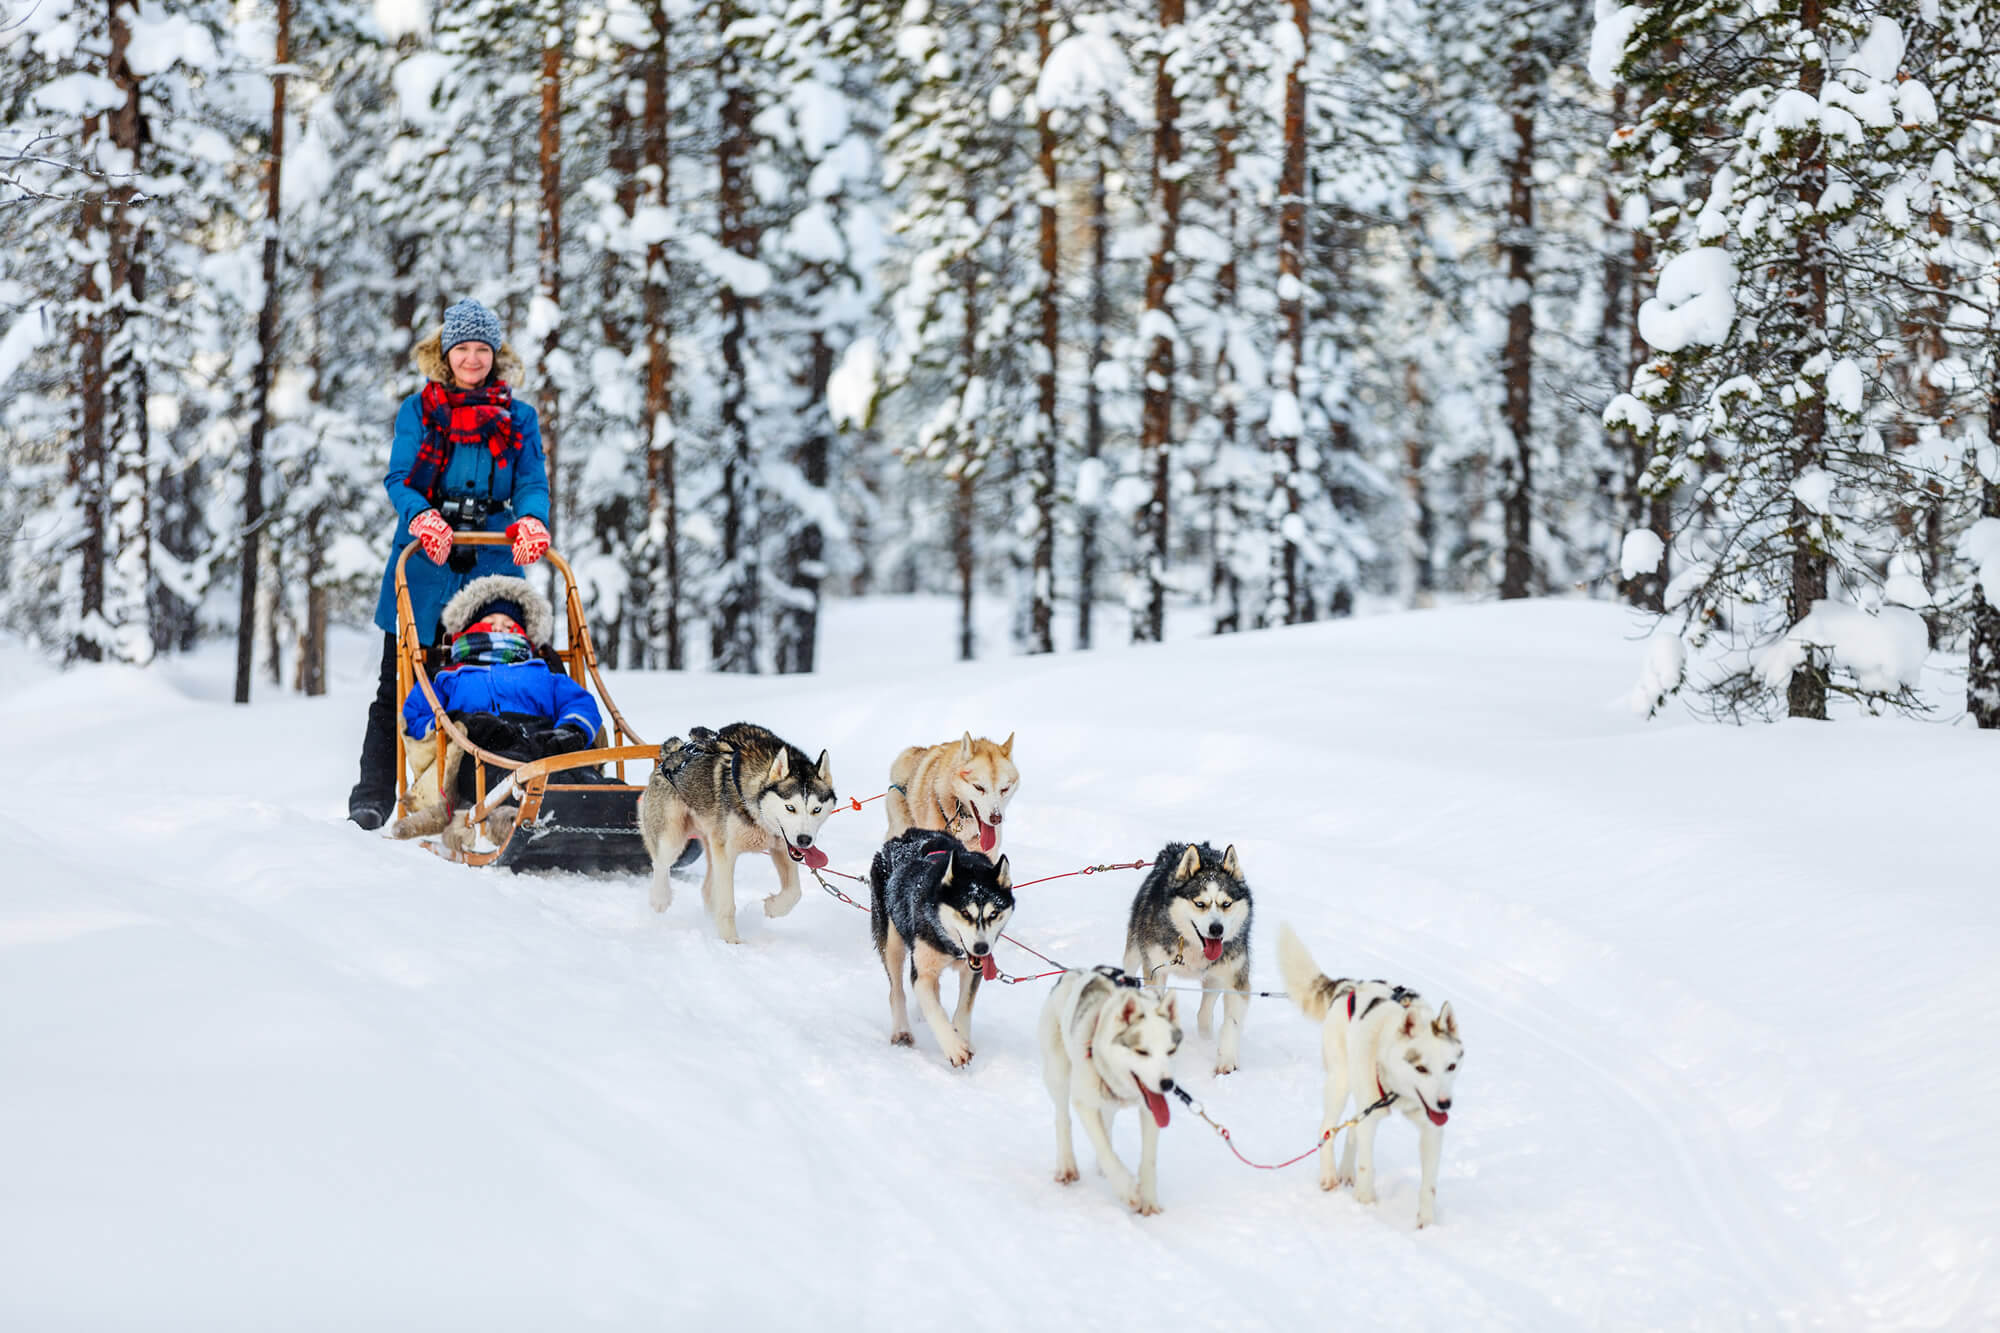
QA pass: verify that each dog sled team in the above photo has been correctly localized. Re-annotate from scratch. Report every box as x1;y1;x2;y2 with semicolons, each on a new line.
626;720;1466;1227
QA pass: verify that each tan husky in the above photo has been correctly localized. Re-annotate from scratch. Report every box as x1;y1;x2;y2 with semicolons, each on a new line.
884;732;1019;854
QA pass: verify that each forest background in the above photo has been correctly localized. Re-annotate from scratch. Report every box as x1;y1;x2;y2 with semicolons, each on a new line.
4;0;1999;724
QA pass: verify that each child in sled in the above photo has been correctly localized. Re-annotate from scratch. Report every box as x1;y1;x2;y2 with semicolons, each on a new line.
391;574;603;850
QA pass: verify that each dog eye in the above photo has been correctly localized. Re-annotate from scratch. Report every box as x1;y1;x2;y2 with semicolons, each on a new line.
1447;1063;1457;1071
973;783;986;793
1416;1065;1429;1075
786;803;797;812
1134;1049;1150;1058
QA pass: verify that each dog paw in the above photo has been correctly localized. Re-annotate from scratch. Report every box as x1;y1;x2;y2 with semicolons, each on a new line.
1055;1164;1079;1185
1213;1058;1238;1076
944;1040;973;1067
1319;1170;1340;1192
1135;1196;1162;1217
891;1031;914;1047
1354;1185;1377;1206
763;887;801;918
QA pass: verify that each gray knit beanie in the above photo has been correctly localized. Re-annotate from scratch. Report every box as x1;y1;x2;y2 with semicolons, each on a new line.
440;299;504;355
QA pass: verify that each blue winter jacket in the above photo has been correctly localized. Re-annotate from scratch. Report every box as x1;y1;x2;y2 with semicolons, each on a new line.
401;659;602;741
371;392;551;644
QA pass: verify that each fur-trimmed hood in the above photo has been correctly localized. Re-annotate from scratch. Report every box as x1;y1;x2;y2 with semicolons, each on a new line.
413;329;527;388
440;574;555;646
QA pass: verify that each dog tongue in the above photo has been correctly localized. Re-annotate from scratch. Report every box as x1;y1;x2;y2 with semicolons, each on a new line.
1201;937;1224;962
980;953;998;981
1139;1084;1171;1128
794;845;828;870
1427;1107;1449;1126
977;820;996;853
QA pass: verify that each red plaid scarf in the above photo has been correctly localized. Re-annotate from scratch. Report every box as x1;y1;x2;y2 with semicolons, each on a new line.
408;381;519;506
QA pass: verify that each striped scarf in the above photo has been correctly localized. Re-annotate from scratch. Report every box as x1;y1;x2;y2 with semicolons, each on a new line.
449;630;533;669
408;380;518;507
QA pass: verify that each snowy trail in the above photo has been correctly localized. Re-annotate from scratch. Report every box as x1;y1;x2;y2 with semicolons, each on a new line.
4;599;1996;1329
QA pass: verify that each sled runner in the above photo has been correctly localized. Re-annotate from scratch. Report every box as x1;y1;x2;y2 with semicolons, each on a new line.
393;532;657;873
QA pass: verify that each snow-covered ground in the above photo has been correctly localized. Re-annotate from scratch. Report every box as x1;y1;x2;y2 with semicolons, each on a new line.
3;598;1995;1330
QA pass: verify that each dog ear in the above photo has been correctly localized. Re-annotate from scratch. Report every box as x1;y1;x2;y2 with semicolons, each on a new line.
1119;994;1141;1025
958;731;974;759
1173;844;1202;882
1221;843;1241;878
1159;991;1178;1024
815;749;831;784
1400;1011;1419;1038
1001;731;1014;756
993;854;1011;890
1435;1002;1457;1039
767;748;791;782
939;852;954;886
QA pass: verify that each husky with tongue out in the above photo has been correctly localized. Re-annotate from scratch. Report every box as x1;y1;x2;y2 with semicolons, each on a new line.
638;723;834;944
1123;842;1253;1075
870;829;1015;1068
883;731;1019;854
1039;966;1183;1216
1276;922;1464;1228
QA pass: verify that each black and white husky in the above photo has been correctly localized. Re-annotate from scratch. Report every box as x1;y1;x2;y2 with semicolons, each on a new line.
869;829;1015;1068
1039;967;1183;1215
1123;842;1252;1074
1277;923;1464;1227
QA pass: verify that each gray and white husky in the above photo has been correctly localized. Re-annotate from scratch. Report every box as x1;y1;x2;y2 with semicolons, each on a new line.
1039;967;1183;1215
1123;842;1252;1074
1276;922;1464;1227
870;829;1015;1067
638;723;834;943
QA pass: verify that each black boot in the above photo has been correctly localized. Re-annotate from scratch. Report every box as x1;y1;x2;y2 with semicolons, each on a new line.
348;632;400;829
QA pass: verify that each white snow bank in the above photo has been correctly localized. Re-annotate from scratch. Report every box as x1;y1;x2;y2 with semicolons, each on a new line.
1619;529;1664;580
0;304;55;389
1038;17;1131;111
1959;518;2000;608
1757;599;1928;694
827;336;879;429
1588;0;1643;89
1638;247;1736;352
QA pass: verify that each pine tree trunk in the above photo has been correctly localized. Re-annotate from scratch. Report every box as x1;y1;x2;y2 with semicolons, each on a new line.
955;471;976;662
1029;0;1059;656
105;0;152;661
1970;389;2000;728
641;0;680;670
1135;0;1183;644
1787;0;1829;720
954;246;978;663
1077;152;1107;653
776;335;832;675
72;111;107;664
1499;44;1536;602
1271;0;1308;626
538;17;564;539
237;0;288;704
712;14;759;674
1212;83;1241;636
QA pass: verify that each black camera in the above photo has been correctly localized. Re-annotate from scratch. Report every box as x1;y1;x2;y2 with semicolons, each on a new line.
436;494;508;572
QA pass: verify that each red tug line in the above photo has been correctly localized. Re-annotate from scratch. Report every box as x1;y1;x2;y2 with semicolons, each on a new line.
800;850;1339;1172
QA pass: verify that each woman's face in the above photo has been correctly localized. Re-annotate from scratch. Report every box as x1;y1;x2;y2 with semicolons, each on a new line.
447;340;494;387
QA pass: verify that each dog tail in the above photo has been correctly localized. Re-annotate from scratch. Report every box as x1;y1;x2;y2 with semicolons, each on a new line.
1277;922;1341;1021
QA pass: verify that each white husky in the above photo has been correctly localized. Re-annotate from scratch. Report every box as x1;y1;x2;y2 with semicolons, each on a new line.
1276;923;1464;1227
1039;967;1183;1216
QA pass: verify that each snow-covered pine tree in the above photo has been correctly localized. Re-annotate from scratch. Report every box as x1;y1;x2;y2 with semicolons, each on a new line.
1606;0;1942;718
878;0;1041;659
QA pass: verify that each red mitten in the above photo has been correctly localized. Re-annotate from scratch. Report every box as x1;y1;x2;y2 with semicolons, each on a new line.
508;515;550;566
409;509;454;565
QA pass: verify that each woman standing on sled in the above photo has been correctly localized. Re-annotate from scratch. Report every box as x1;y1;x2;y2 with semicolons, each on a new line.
347;298;553;829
